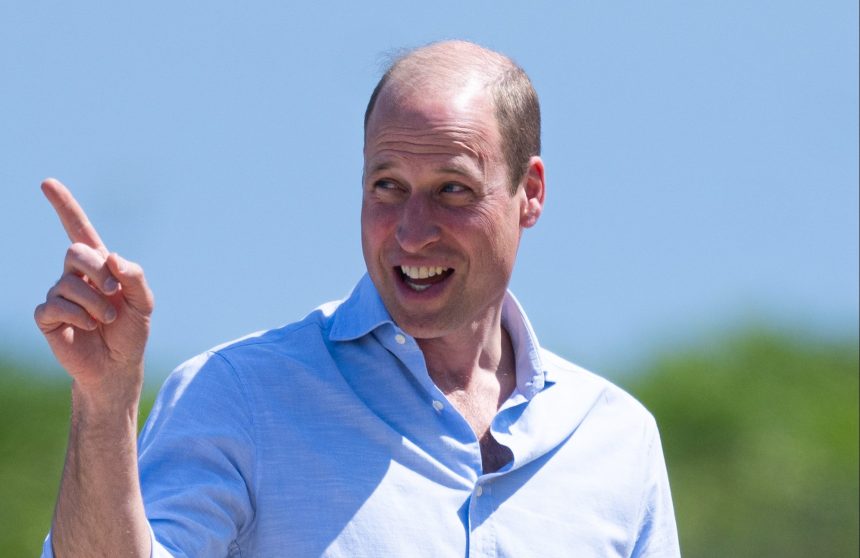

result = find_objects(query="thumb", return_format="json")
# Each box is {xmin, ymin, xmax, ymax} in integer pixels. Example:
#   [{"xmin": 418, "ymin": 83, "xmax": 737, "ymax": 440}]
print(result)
[{"xmin": 106, "ymin": 253, "xmax": 155, "ymax": 316}]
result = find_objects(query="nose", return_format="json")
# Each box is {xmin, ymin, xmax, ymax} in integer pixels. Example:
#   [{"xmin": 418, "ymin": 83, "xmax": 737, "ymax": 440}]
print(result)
[{"xmin": 395, "ymin": 194, "xmax": 441, "ymax": 253}]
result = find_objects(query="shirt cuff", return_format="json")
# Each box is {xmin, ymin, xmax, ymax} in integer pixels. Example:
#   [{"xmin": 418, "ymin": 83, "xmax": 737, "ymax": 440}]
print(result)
[
  {"xmin": 41, "ymin": 525, "xmax": 171, "ymax": 558},
  {"xmin": 40, "ymin": 532, "xmax": 52, "ymax": 558}
]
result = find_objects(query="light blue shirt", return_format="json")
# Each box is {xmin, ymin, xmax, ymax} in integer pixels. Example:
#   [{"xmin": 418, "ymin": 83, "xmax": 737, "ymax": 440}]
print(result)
[{"xmin": 43, "ymin": 274, "xmax": 679, "ymax": 557}]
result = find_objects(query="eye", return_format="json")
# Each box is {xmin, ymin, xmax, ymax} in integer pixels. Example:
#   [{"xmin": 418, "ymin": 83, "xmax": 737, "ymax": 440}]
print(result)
[
  {"xmin": 440, "ymin": 183, "xmax": 469, "ymax": 194},
  {"xmin": 374, "ymin": 179, "xmax": 397, "ymax": 191},
  {"xmin": 369, "ymin": 179, "xmax": 408, "ymax": 202},
  {"xmin": 371, "ymin": 179, "xmax": 407, "ymax": 196}
]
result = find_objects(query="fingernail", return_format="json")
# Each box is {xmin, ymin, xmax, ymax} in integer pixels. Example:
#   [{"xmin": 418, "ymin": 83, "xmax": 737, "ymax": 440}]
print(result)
[
  {"xmin": 113, "ymin": 254, "xmax": 127, "ymax": 273},
  {"xmin": 105, "ymin": 307, "xmax": 117, "ymax": 322},
  {"xmin": 103, "ymin": 277, "xmax": 119, "ymax": 293}
]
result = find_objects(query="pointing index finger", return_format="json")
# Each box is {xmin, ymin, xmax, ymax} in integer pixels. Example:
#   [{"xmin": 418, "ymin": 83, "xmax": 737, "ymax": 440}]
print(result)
[{"xmin": 42, "ymin": 178, "xmax": 109, "ymax": 256}]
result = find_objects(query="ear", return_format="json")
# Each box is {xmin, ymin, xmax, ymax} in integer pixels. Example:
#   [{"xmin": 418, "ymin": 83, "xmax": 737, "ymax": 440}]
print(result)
[{"xmin": 519, "ymin": 156, "xmax": 545, "ymax": 229}]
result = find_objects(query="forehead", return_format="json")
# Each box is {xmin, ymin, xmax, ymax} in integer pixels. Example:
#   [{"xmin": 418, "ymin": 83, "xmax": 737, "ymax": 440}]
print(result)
[{"xmin": 364, "ymin": 85, "xmax": 502, "ymax": 166}]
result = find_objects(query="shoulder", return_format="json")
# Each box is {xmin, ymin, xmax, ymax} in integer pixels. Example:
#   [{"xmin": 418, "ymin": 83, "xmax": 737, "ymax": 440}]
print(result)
[
  {"xmin": 161, "ymin": 300, "xmax": 345, "ymax": 396},
  {"xmin": 206, "ymin": 300, "xmax": 344, "ymax": 368},
  {"xmin": 213, "ymin": 300, "xmax": 341, "ymax": 357},
  {"xmin": 540, "ymin": 347, "xmax": 657, "ymax": 430}
]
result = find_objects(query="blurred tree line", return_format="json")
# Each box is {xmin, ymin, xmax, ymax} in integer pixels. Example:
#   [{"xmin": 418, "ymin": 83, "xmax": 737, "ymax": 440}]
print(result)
[
  {"xmin": 624, "ymin": 330, "xmax": 858, "ymax": 557},
  {"xmin": 1, "ymin": 330, "xmax": 857, "ymax": 556}
]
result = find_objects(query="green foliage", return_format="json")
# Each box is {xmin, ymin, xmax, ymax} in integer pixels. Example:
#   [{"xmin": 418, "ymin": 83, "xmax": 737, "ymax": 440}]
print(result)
[
  {"xmin": 0, "ymin": 330, "xmax": 857, "ymax": 556},
  {"xmin": 0, "ymin": 369, "xmax": 69, "ymax": 556},
  {"xmin": 0, "ymin": 363, "xmax": 154, "ymax": 557},
  {"xmin": 624, "ymin": 330, "xmax": 859, "ymax": 558}
]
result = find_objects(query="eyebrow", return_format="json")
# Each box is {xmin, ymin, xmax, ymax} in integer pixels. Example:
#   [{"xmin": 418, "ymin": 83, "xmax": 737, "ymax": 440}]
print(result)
[
  {"xmin": 439, "ymin": 165, "xmax": 478, "ymax": 177},
  {"xmin": 366, "ymin": 161, "xmax": 481, "ymax": 179},
  {"xmin": 367, "ymin": 161, "xmax": 393, "ymax": 175}
]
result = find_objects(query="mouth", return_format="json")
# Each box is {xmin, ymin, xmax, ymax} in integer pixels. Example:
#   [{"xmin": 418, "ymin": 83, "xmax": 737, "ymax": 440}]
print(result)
[{"xmin": 397, "ymin": 265, "xmax": 454, "ymax": 292}]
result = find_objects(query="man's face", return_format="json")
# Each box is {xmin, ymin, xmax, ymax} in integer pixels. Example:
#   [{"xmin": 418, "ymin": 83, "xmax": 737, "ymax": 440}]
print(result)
[{"xmin": 361, "ymin": 85, "xmax": 530, "ymax": 339}]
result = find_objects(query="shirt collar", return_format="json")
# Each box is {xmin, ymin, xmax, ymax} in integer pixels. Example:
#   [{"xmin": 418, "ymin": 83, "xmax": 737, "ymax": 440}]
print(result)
[
  {"xmin": 328, "ymin": 274, "xmax": 550, "ymax": 398},
  {"xmin": 500, "ymin": 291, "xmax": 550, "ymax": 400},
  {"xmin": 328, "ymin": 274, "xmax": 395, "ymax": 341}
]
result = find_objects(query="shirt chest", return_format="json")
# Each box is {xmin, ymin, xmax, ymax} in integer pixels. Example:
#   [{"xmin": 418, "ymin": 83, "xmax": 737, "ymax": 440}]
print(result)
[{"xmin": 240, "ymin": 422, "xmax": 645, "ymax": 558}]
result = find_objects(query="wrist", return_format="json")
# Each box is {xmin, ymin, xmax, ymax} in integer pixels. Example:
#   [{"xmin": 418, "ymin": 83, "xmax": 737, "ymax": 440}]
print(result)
[{"xmin": 70, "ymin": 374, "xmax": 143, "ymax": 428}]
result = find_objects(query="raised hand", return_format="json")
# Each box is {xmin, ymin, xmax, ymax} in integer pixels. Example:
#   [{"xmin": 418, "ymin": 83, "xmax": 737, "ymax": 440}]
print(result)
[
  {"xmin": 34, "ymin": 178, "xmax": 154, "ymax": 400},
  {"xmin": 34, "ymin": 178, "xmax": 154, "ymax": 557}
]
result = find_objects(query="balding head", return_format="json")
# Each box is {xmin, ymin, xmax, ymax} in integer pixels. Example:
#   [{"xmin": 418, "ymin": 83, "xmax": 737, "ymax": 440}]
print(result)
[{"xmin": 364, "ymin": 40, "xmax": 541, "ymax": 193}]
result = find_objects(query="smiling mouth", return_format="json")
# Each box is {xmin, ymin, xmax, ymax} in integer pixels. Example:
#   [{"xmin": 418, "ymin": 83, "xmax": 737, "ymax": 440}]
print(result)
[{"xmin": 398, "ymin": 265, "xmax": 454, "ymax": 292}]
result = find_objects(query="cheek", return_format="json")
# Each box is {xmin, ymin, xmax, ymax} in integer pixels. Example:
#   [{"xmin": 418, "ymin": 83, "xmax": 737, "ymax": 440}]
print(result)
[
  {"xmin": 469, "ymin": 206, "xmax": 520, "ymax": 254},
  {"xmin": 360, "ymin": 204, "xmax": 380, "ymax": 258},
  {"xmin": 361, "ymin": 203, "xmax": 390, "ymax": 238},
  {"xmin": 361, "ymin": 202, "xmax": 401, "ymax": 264}
]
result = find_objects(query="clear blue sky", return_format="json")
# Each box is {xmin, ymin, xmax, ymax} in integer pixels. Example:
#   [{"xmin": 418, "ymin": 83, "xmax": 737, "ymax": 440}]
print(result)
[{"xmin": 2, "ymin": 1, "xmax": 857, "ymax": 381}]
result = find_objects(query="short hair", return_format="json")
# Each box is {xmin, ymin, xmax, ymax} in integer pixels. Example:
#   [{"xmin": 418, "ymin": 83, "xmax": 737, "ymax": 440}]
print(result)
[{"xmin": 364, "ymin": 41, "xmax": 541, "ymax": 194}]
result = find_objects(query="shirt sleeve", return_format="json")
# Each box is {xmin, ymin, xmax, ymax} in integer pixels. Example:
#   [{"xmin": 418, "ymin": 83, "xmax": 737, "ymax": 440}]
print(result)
[
  {"xmin": 630, "ymin": 419, "xmax": 681, "ymax": 558},
  {"xmin": 39, "ymin": 532, "xmax": 52, "ymax": 558},
  {"xmin": 136, "ymin": 351, "xmax": 257, "ymax": 557},
  {"xmin": 41, "ymin": 525, "xmax": 176, "ymax": 558},
  {"xmin": 38, "ymin": 351, "xmax": 255, "ymax": 558}
]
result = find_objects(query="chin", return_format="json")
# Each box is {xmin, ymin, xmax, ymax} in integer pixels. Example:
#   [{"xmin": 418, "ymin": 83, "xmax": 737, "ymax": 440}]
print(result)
[{"xmin": 389, "ymin": 313, "xmax": 438, "ymax": 339}]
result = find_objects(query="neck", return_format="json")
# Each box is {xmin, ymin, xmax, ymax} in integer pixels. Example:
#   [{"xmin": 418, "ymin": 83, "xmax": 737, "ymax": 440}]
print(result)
[{"xmin": 416, "ymin": 306, "xmax": 516, "ymax": 399}]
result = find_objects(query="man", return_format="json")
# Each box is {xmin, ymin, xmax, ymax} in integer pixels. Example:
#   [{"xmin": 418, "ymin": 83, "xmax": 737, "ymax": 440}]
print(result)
[{"xmin": 37, "ymin": 41, "xmax": 680, "ymax": 557}]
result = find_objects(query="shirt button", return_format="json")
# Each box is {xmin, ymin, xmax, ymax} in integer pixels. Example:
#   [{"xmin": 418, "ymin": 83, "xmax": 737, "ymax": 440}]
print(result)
[
  {"xmin": 394, "ymin": 334, "xmax": 407, "ymax": 345},
  {"xmin": 432, "ymin": 400, "xmax": 444, "ymax": 412},
  {"xmin": 475, "ymin": 485, "xmax": 483, "ymax": 497}
]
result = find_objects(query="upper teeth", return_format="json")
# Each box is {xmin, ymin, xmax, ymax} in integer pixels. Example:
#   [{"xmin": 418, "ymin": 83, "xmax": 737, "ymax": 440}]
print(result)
[{"xmin": 401, "ymin": 265, "xmax": 449, "ymax": 279}]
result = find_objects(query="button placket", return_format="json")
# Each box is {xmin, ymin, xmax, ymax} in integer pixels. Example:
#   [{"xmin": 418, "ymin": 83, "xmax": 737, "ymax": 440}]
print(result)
[{"xmin": 469, "ymin": 480, "xmax": 497, "ymax": 557}]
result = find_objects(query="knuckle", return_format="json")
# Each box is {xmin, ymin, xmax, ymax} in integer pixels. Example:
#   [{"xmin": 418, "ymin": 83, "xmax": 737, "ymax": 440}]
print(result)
[
  {"xmin": 46, "ymin": 281, "xmax": 62, "ymax": 299},
  {"xmin": 65, "ymin": 242, "xmax": 85, "ymax": 260},
  {"xmin": 66, "ymin": 242, "xmax": 105, "ymax": 269},
  {"xmin": 71, "ymin": 240, "xmax": 92, "ymax": 253},
  {"xmin": 54, "ymin": 274, "xmax": 73, "ymax": 292},
  {"xmin": 125, "ymin": 260, "xmax": 142, "ymax": 277}
]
